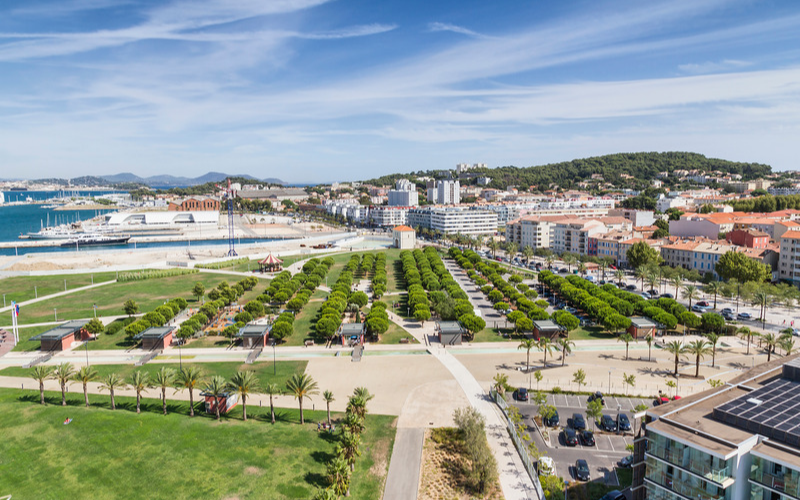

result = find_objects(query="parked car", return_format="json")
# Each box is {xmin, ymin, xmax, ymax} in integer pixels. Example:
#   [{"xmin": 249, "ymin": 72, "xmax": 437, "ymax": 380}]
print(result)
[
  {"xmin": 559, "ymin": 267, "xmax": 569, "ymax": 273},
  {"xmin": 723, "ymin": 311, "xmax": 735, "ymax": 321},
  {"xmin": 647, "ymin": 289, "xmax": 659, "ymax": 296},
  {"xmin": 692, "ymin": 304, "xmax": 711, "ymax": 313},
  {"xmin": 598, "ymin": 279, "xmax": 606, "ymax": 285},
  {"xmin": 600, "ymin": 490, "xmax": 626, "ymax": 500},
  {"xmin": 514, "ymin": 387, "xmax": 529, "ymax": 401},
  {"xmin": 697, "ymin": 301, "xmax": 711, "ymax": 307},
  {"xmin": 587, "ymin": 391, "xmax": 605, "ymax": 405},
  {"xmin": 572, "ymin": 413, "xmax": 586, "ymax": 430},
  {"xmin": 543, "ymin": 409, "xmax": 560, "ymax": 427},
  {"xmin": 575, "ymin": 459, "xmax": 591, "ymax": 481},
  {"xmin": 618, "ymin": 413, "xmax": 631, "ymax": 431},
  {"xmin": 564, "ymin": 428, "xmax": 579, "ymax": 446},
  {"xmin": 618, "ymin": 455, "xmax": 634, "ymax": 468},
  {"xmin": 653, "ymin": 396, "xmax": 670, "ymax": 406},
  {"xmin": 738, "ymin": 312, "xmax": 753, "ymax": 320},
  {"xmin": 600, "ymin": 414, "xmax": 617, "ymax": 432},
  {"xmin": 660, "ymin": 292, "xmax": 674, "ymax": 299},
  {"xmin": 640, "ymin": 292, "xmax": 652, "ymax": 300},
  {"xmin": 721, "ymin": 308, "xmax": 734, "ymax": 315},
  {"xmin": 538, "ymin": 456, "xmax": 555, "ymax": 477},
  {"xmin": 625, "ymin": 284, "xmax": 637, "ymax": 291},
  {"xmin": 581, "ymin": 430, "xmax": 596, "ymax": 446}
]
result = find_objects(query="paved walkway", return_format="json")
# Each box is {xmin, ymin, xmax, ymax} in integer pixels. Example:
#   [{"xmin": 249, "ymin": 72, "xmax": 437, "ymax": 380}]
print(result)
[
  {"xmin": 0, "ymin": 279, "xmax": 117, "ymax": 314},
  {"xmin": 383, "ymin": 428, "xmax": 424, "ymax": 500}
]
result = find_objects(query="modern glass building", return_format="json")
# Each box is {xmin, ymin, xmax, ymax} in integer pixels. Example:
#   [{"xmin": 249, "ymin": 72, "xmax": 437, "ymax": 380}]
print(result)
[{"xmin": 633, "ymin": 356, "xmax": 800, "ymax": 500}]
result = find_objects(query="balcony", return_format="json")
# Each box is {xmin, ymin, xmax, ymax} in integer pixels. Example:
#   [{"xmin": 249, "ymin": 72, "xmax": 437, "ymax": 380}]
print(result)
[
  {"xmin": 751, "ymin": 462, "xmax": 800, "ymax": 499},
  {"xmin": 647, "ymin": 444, "xmax": 732, "ymax": 484},
  {"xmin": 645, "ymin": 470, "xmax": 726, "ymax": 500}
]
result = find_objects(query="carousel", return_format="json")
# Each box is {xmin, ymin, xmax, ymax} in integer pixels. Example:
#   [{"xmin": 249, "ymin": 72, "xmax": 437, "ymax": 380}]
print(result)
[{"xmin": 258, "ymin": 253, "xmax": 283, "ymax": 273}]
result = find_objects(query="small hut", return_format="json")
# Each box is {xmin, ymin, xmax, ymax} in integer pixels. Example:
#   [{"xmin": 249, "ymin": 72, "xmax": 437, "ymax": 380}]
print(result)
[
  {"xmin": 237, "ymin": 324, "xmax": 270, "ymax": 348},
  {"xmin": 532, "ymin": 320, "xmax": 564, "ymax": 340},
  {"xmin": 436, "ymin": 321, "xmax": 465, "ymax": 346},
  {"xmin": 337, "ymin": 323, "xmax": 365, "ymax": 346},
  {"xmin": 135, "ymin": 326, "xmax": 174, "ymax": 350},
  {"xmin": 201, "ymin": 391, "xmax": 239, "ymax": 415},
  {"xmin": 29, "ymin": 320, "xmax": 90, "ymax": 351},
  {"xmin": 628, "ymin": 317, "xmax": 658, "ymax": 339},
  {"xmin": 258, "ymin": 253, "xmax": 283, "ymax": 273}
]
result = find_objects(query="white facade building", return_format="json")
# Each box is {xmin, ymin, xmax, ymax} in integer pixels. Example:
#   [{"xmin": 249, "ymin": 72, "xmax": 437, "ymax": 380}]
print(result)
[
  {"xmin": 387, "ymin": 179, "xmax": 419, "ymax": 207},
  {"xmin": 426, "ymin": 179, "xmax": 461, "ymax": 205},
  {"xmin": 408, "ymin": 207, "xmax": 497, "ymax": 235}
]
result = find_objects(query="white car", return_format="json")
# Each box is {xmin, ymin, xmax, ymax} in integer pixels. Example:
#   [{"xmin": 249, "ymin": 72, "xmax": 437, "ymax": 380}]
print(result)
[{"xmin": 538, "ymin": 456, "xmax": 556, "ymax": 477}]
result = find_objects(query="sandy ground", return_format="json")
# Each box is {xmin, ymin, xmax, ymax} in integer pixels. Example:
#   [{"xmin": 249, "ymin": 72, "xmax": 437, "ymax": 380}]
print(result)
[{"xmin": 454, "ymin": 340, "xmax": 770, "ymax": 398}]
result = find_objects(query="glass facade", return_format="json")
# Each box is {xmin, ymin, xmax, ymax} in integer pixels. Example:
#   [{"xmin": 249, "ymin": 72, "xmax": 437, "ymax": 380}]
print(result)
[
  {"xmin": 750, "ymin": 455, "xmax": 800, "ymax": 500},
  {"xmin": 647, "ymin": 430, "xmax": 734, "ymax": 483},
  {"xmin": 645, "ymin": 456, "xmax": 731, "ymax": 500}
]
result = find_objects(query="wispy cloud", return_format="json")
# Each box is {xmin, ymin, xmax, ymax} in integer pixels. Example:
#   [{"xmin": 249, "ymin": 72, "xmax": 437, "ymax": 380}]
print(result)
[
  {"xmin": 428, "ymin": 22, "xmax": 490, "ymax": 39},
  {"xmin": 678, "ymin": 59, "xmax": 752, "ymax": 74}
]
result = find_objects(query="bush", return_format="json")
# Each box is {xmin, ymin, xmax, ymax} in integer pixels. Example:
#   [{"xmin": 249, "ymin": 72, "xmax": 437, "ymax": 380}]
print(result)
[
  {"xmin": 552, "ymin": 386, "xmax": 562, "ymax": 394},
  {"xmin": 117, "ymin": 268, "xmax": 198, "ymax": 282},
  {"xmin": 194, "ymin": 257, "xmax": 251, "ymax": 270}
]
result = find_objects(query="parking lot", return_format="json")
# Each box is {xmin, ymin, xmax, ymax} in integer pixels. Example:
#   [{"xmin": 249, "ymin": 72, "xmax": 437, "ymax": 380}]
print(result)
[{"xmin": 511, "ymin": 395, "xmax": 646, "ymax": 484}]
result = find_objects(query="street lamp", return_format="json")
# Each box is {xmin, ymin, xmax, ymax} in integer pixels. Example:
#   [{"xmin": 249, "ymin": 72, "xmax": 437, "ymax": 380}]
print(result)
[
  {"xmin": 54, "ymin": 308, "xmax": 57, "ymax": 321},
  {"xmin": 271, "ymin": 339, "xmax": 277, "ymax": 375},
  {"xmin": 608, "ymin": 370, "xmax": 611, "ymax": 393}
]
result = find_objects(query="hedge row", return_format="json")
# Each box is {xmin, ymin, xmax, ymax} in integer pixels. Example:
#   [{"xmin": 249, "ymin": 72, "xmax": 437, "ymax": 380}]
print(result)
[
  {"xmin": 124, "ymin": 297, "xmax": 189, "ymax": 338},
  {"xmin": 117, "ymin": 268, "xmax": 198, "ymax": 282},
  {"xmin": 194, "ymin": 257, "xmax": 251, "ymax": 270}
]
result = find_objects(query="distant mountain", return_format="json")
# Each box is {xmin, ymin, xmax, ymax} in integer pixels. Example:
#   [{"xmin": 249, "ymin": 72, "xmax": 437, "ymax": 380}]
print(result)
[{"xmin": 100, "ymin": 172, "xmax": 284, "ymax": 187}]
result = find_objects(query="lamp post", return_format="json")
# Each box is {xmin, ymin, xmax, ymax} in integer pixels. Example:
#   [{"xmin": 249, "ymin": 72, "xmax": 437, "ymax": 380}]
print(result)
[
  {"xmin": 54, "ymin": 308, "xmax": 57, "ymax": 321},
  {"xmin": 608, "ymin": 370, "xmax": 611, "ymax": 393},
  {"xmin": 93, "ymin": 304, "xmax": 97, "ymax": 318},
  {"xmin": 271, "ymin": 339, "xmax": 277, "ymax": 375}
]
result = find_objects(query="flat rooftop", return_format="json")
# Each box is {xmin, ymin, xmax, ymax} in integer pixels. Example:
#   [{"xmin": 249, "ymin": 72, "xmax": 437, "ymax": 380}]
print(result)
[
  {"xmin": 136, "ymin": 326, "xmax": 174, "ymax": 340},
  {"xmin": 532, "ymin": 320, "xmax": 562, "ymax": 331},
  {"xmin": 237, "ymin": 325, "xmax": 269, "ymax": 337},
  {"xmin": 29, "ymin": 320, "xmax": 88, "ymax": 341}
]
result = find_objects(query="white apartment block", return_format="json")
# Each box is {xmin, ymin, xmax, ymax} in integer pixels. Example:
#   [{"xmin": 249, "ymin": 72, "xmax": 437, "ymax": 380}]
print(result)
[
  {"xmin": 369, "ymin": 206, "xmax": 410, "ymax": 227},
  {"xmin": 505, "ymin": 215, "xmax": 570, "ymax": 249},
  {"xmin": 387, "ymin": 179, "xmax": 419, "ymax": 207},
  {"xmin": 660, "ymin": 240, "xmax": 731, "ymax": 277},
  {"xmin": 779, "ymin": 231, "xmax": 800, "ymax": 284},
  {"xmin": 456, "ymin": 163, "xmax": 487, "ymax": 175},
  {"xmin": 408, "ymin": 207, "xmax": 497, "ymax": 235},
  {"xmin": 608, "ymin": 208, "xmax": 656, "ymax": 227},
  {"xmin": 426, "ymin": 179, "xmax": 461, "ymax": 205}
]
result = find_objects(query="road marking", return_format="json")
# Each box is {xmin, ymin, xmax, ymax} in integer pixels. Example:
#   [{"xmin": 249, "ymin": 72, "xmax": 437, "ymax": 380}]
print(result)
[{"xmin": 607, "ymin": 435, "xmax": 616, "ymax": 452}]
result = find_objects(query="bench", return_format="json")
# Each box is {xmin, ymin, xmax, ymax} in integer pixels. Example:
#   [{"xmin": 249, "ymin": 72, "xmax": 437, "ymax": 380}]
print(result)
[
  {"xmin": 399, "ymin": 338, "xmax": 409, "ymax": 344},
  {"xmin": 304, "ymin": 340, "xmax": 315, "ymax": 347}
]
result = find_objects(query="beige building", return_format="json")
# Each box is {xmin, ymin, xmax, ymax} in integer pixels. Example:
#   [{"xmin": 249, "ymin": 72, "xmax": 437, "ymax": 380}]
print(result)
[{"xmin": 392, "ymin": 225, "xmax": 416, "ymax": 250}]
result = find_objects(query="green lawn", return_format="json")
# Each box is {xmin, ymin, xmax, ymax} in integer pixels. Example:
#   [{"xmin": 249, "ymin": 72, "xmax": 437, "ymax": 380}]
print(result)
[
  {"xmin": 0, "ymin": 387, "xmax": 395, "ymax": 500},
  {"xmin": 568, "ymin": 326, "xmax": 615, "ymax": 341},
  {"xmin": 0, "ymin": 271, "xmax": 119, "ymax": 304},
  {"xmin": 376, "ymin": 320, "xmax": 419, "ymax": 344},
  {"xmin": 472, "ymin": 327, "xmax": 523, "ymax": 343},
  {"xmin": 1, "ymin": 272, "xmax": 257, "ymax": 328},
  {"xmin": 0, "ymin": 360, "xmax": 307, "ymax": 390}
]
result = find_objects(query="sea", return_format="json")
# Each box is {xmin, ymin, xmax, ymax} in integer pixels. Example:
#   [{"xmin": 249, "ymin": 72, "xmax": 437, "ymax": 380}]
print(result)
[{"xmin": 0, "ymin": 190, "xmax": 281, "ymax": 257}]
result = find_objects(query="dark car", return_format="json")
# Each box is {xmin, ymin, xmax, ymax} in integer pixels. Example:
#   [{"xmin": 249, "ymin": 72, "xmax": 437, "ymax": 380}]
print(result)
[
  {"xmin": 660, "ymin": 292, "xmax": 674, "ymax": 299},
  {"xmin": 572, "ymin": 413, "xmax": 586, "ymax": 431},
  {"xmin": 626, "ymin": 284, "xmax": 637, "ymax": 291},
  {"xmin": 647, "ymin": 289, "xmax": 659, "ymax": 296},
  {"xmin": 600, "ymin": 414, "xmax": 617, "ymax": 432},
  {"xmin": 738, "ymin": 312, "xmax": 753, "ymax": 320},
  {"xmin": 598, "ymin": 280, "xmax": 606, "ymax": 285},
  {"xmin": 581, "ymin": 430, "xmax": 595, "ymax": 446},
  {"xmin": 514, "ymin": 387, "xmax": 529, "ymax": 401},
  {"xmin": 618, "ymin": 454, "xmax": 634, "ymax": 468},
  {"xmin": 721, "ymin": 308, "xmax": 734, "ymax": 315},
  {"xmin": 618, "ymin": 413, "xmax": 631, "ymax": 432},
  {"xmin": 543, "ymin": 409, "xmax": 560, "ymax": 427},
  {"xmin": 559, "ymin": 267, "xmax": 569, "ymax": 273},
  {"xmin": 600, "ymin": 490, "xmax": 625, "ymax": 500},
  {"xmin": 587, "ymin": 391, "xmax": 605, "ymax": 405},
  {"xmin": 575, "ymin": 459, "xmax": 591, "ymax": 481},
  {"xmin": 564, "ymin": 428, "xmax": 579, "ymax": 446}
]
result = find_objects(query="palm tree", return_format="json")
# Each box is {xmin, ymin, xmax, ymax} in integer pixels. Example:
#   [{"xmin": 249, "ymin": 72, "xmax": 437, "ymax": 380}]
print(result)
[
  {"xmin": 175, "ymin": 366, "xmax": 203, "ymax": 417},
  {"xmin": 686, "ymin": 340, "xmax": 712, "ymax": 378},
  {"xmin": 669, "ymin": 276, "xmax": 683, "ymax": 300},
  {"xmin": 780, "ymin": 336, "xmax": 796, "ymax": 356},
  {"xmin": 352, "ymin": 387, "xmax": 374, "ymax": 402},
  {"xmin": 312, "ymin": 487, "xmax": 340, "ymax": 500},
  {"xmin": 563, "ymin": 254, "xmax": 577, "ymax": 273},
  {"xmin": 683, "ymin": 285, "xmax": 698, "ymax": 309},
  {"xmin": 664, "ymin": 341, "xmax": 688, "ymax": 377},
  {"xmin": 617, "ymin": 333, "xmax": 635, "ymax": 360},
  {"xmin": 538, "ymin": 337, "xmax": 556, "ymax": 367},
  {"xmin": 228, "ymin": 370, "xmax": 259, "ymax": 421},
  {"xmin": 545, "ymin": 254, "xmax": 556, "ymax": 270},
  {"xmin": 614, "ymin": 269, "xmax": 626, "ymax": 286},
  {"xmin": 635, "ymin": 266, "xmax": 648, "ymax": 291},
  {"xmin": 129, "ymin": 371, "xmax": 152, "ymax": 414},
  {"xmin": 264, "ymin": 383, "xmax": 281, "ymax": 424},
  {"xmin": 201, "ymin": 375, "xmax": 228, "ymax": 420},
  {"xmin": 762, "ymin": 333, "xmax": 779, "ymax": 362},
  {"xmin": 286, "ymin": 373, "xmax": 319, "ymax": 424},
  {"xmin": 706, "ymin": 333, "xmax": 720, "ymax": 368},
  {"xmin": 53, "ymin": 362, "xmax": 75, "ymax": 406},
  {"xmin": 558, "ymin": 338, "xmax": 575, "ymax": 366},
  {"xmin": 72, "ymin": 366, "xmax": 99, "ymax": 408},
  {"xmin": 326, "ymin": 455, "xmax": 351, "ymax": 497},
  {"xmin": 487, "ymin": 239, "xmax": 500, "ymax": 259},
  {"xmin": 644, "ymin": 333, "xmax": 654, "ymax": 362},
  {"xmin": 30, "ymin": 365, "xmax": 53, "ymax": 405},
  {"xmin": 578, "ymin": 262, "xmax": 588, "ymax": 277},
  {"xmin": 704, "ymin": 282, "xmax": 722, "ymax": 309},
  {"xmin": 154, "ymin": 367, "xmax": 176, "ymax": 415},
  {"xmin": 99, "ymin": 372, "xmax": 126, "ymax": 410},
  {"xmin": 346, "ymin": 395, "xmax": 368, "ymax": 421},
  {"xmin": 506, "ymin": 242, "xmax": 519, "ymax": 261},
  {"xmin": 751, "ymin": 289, "xmax": 770, "ymax": 331},
  {"xmin": 522, "ymin": 245, "xmax": 534, "ymax": 267},
  {"xmin": 323, "ymin": 390, "xmax": 335, "ymax": 426},
  {"xmin": 518, "ymin": 338, "xmax": 536, "ymax": 372},
  {"xmin": 739, "ymin": 327, "xmax": 755, "ymax": 355},
  {"xmin": 337, "ymin": 429, "xmax": 362, "ymax": 472},
  {"xmin": 492, "ymin": 373, "xmax": 509, "ymax": 395}
]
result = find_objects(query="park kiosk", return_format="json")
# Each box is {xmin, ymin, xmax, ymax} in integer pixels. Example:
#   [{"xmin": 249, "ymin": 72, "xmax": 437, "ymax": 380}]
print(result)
[
  {"xmin": 531, "ymin": 320, "xmax": 564, "ymax": 340},
  {"xmin": 237, "ymin": 324, "xmax": 270, "ymax": 348},
  {"xmin": 627, "ymin": 317, "xmax": 659, "ymax": 339},
  {"xmin": 135, "ymin": 326, "xmax": 175, "ymax": 350},
  {"xmin": 29, "ymin": 320, "xmax": 90, "ymax": 351},
  {"xmin": 337, "ymin": 323, "xmax": 365, "ymax": 346},
  {"xmin": 436, "ymin": 321, "xmax": 465, "ymax": 346}
]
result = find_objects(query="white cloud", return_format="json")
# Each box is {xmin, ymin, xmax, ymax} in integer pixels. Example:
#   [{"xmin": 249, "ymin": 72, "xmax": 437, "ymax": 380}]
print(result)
[
  {"xmin": 678, "ymin": 59, "xmax": 753, "ymax": 74},
  {"xmin": 428, "ymin": 22, "xmax": 490, "ymax": 39}
]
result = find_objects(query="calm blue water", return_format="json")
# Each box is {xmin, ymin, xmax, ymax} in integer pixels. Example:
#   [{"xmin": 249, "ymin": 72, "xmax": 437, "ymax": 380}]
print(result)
[
  {"xmin": 0, "ymin": 237, "xmax": 284, "ymax": 257},
  {"xmin": 0, "ymin": 190, "xmax": 122, "ymax": 242}
]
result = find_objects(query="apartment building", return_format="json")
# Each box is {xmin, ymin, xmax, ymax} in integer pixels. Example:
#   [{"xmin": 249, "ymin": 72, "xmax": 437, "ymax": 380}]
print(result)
[
  {"xmin": 408, "ymin": 207, "xmax": 497, "ymax": 235},
  {"xmin": 505, "ymin": 215, "xmax": 581, "ymax": 249},
  {"xmin": 633, "ymin": 355, "xmax": 800, "ymax": 500},
  {"xmin": 608, "ymin": 209, "xmax": 656, "ymax": 227},
  {"xmin": 368, "ymin": 206, "xmax": 411, "ymax": 227},
  {"xmin": 387, "ymin": 179, "xmax": 419, "ymax": 207},
  {"xmin": 778, "ymin": 231, "xmax": 800, "ymax": 284},
  {"xmin": 426, "ymin": 179, "xmax": 460, "ymax": 205},
  {"xmin": 660, "ymin": 240, "xmax": 735, "ymax": 277},
  {"xmin": 726, "ymin": 229, "xmax": 770, "ymax": 249}
]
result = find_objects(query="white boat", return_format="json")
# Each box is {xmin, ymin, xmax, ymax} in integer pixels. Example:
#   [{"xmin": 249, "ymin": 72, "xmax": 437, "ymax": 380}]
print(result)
[
  {"xmin": 26, "ymin": 226, "xmax": 77, "ymax": 240},
  {"xmin": 60, "ymin": 233, "xmax": 131, "ymax": 247},
  {"xmin": 0, "ymin": 192, "xmax": 4, "ymax": 204}
]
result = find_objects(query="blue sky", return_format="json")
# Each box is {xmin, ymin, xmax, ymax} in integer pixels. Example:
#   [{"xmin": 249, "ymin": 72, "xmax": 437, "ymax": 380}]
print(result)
[{"xmin": 0, "ymin": 0, "xmax": 799, "ymax": 183}]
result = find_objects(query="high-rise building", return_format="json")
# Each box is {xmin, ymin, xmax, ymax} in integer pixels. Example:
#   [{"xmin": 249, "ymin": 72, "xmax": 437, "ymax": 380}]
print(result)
[
  {"xmin": 387, "ymin": 179, "xmax": 419, "ymax": 207},
  {"xmin": 426, "ymin": 179, "xmax": 461, "ymax": 205}
]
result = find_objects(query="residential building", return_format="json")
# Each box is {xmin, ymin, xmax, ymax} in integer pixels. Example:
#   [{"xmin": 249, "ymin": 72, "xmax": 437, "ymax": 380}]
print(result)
[
  {"xmin": 779, "ymin": 231, "xmax": 800, "ymax": 284},
  {"xmin": 505, "ymin": 215, "xmax": 578, "ymax": 249},
  {"xmin": 769, "ymin": 187, "xmax": 800, "ymax": 196},
  {"xmin": 726, "ymin": 229, "xmax": 770, "ymax": 249},
  {"xmin": 660, "ymin": 240, "xmax": 736, "ymax": 277},
  {"xmin": 408, "ymin": 207, "xmax": 497, "ymax": 235},
  {"xmin": 608, "ymin": 209, "xmax": 656, "ymax": 227},
  {"xmin": 775, "ymin": 221, "xmax": 800, "ymax": 242},
  {"xmin": 670, "ymin": 214, "xmax": 734, "ymax": 239},
  {"xmin": 456, "ymin": 163, "xmax": 486, "ymax": 175},
  {"xmin": 238, "ymin": 187, "xmax": 307, "ymax": 202},
  {"xmin": 369, "ymin": 206, "xmax": 411, "ymax": 227},
  {"xmin": 387, "ymin": 179, "xmax": 419, "ymax": 207},
  {"xmin": 426, "ymin": 179, "xmax": 461, "ymax": 205},
  {"xmin": 633, "ymin": 355, "xmax": 800, "ymax": 500}
]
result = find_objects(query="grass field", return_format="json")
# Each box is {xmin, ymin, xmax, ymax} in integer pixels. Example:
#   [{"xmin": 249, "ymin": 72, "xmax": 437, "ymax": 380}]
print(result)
[
  {"xmin": 0, "ymin": 360, "xmax": 307, "ymax": 390},
  {"xmin": 0, "ymin": 271, "xmax": 119, "ymax": 304},
  {"xmin": 0, "ymin": 387, "xmax": 395, "ymax": 500},
  {"xmin": 568, "ymin": 326, "xmax": 615, "ymax": 341},
  {"xmin": 2, "ymin": 271, "xmax": 263, "ymax": 331}
]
